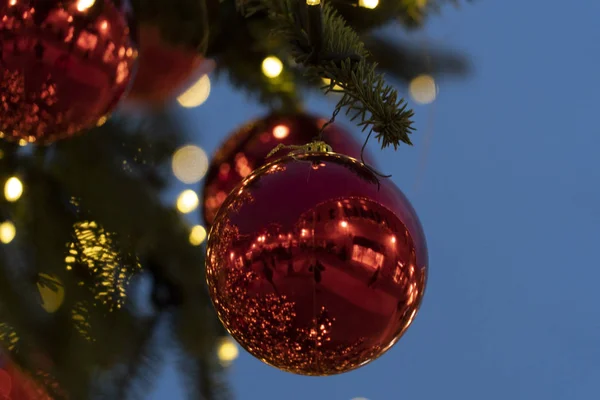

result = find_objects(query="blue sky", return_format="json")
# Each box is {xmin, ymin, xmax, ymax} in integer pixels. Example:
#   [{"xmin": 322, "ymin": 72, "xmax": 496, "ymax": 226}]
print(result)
[{"xmin": 152, "ymin": 1, "xmax": 600, "ymax": 399}]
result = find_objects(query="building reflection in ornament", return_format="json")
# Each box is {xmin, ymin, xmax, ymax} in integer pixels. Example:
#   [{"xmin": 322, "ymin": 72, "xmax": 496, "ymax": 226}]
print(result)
[
  {"xmin": 0, "ymin": 0, "xmax": 137, "ymax": 143},
  {"xmin": 206, "ymin": 153, "xmax": 428, "ymax": 375}
]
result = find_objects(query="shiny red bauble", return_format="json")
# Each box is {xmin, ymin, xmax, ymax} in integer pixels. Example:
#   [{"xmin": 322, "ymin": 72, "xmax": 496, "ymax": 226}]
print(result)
[
  {"xmin": 125, "ymin": 24, "xmax": 214, "ymax": 106},
  {"xmin": 202, "ymin": 113, "xmax": 373, "ymax": 227},
  {"xmin": 206, "ymin": 152, "xmax": 428, "ymax": 375},
  {"xmin": 0, "ymin": 0, "xmax": 137, "ymax": 144}
]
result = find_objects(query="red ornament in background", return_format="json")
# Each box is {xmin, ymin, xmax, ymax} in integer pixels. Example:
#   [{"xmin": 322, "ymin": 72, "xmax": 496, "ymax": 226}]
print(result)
[
  {"xmin": 206, "ymin": 152, "xmax": 428, "ymax": 375},
  {"xmin": 125, "ymin": 24, "xmax": 215, "ymax": 106},
  {"xmin": 0, "ymin": 359, "xmax": 51, "ymax": 400},
  {"xmin": 0, "ymin": 0, "xmax": 137, "ymax": 144},
  {"xmin": 202, "ymin": 113, "xmax": 374, "ymax": 227}
]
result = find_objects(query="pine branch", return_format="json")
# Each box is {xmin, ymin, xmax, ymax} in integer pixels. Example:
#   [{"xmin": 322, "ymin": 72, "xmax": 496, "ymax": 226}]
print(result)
[{"xmin": 243, "ymin": 0, "xmax": 415, "ymax": 148}]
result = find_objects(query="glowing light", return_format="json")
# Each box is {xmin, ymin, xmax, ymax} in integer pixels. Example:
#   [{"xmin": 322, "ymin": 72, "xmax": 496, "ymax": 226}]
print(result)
[
  {"xmin": 177, "ymin": 75, "xmax": 211, "ymax": 108},
  {"xmin": 172, "ymin": 145, "xmax": 209, "ymax": 184},
  {"xmin": 340, "ymin": 220, "xmax": 349, "ymax": 228},
  {"xmin": 322, "ymin": 77, "xmax": 343, "ymax": 91},
  {"xmin": 358, "ymin": 0, "xmax": 379, "ymax": 9},
  {"xmin": 76, "ymin": 0, "xmax": 96, "ymax": 12},
  {"xmin": 189, "ymin": 225, "xmax": 207, "ymax": 246},
  {"xmin": 217, "ymin": 337, "xmax": 239, "ymax": 366},
  {"xmin": 273, "ymin": 124, "xmax": 290, "ymax": 139},
  {"xmin": 262, "ymin": 56, "xmax": 283, "ymax": 79},
  {"xmin": 391, "ymin": 236, "xmax": 396, "ymax": 244},
  {"xmin": 0, "ymin": 221, "xmax": 16, "ymax": 244},
  {"xmin": 9, "ymin": 0, "xmax": 16, "ymax": 6},
  {"xmin": 37, "ymin": 274, "xmax": 65, "ymax": 314},
  {"xmin": 18, "ymin": 139, "xmax": 28, "ymax": 147},
  {"xmin": 409, "ymin": 74, "xmax": 438, "ymax": 104},
  {"xmin": 177, "ymin": 190, "xmax": 199, "ymax": 214},
  {"xmin": 4, "ymin": 177, "xmax": 23, "ymax": 202},
  {"xmin": 306, "ymin": 0, "xmax": 321, "ymax": 4},
  {"xmin": 96, "ymin": 115, "xmax": 108, "ymax": 127},
  {"xmin": 100, "ymin": 20, "xmax": 109, "ymax": 32}
]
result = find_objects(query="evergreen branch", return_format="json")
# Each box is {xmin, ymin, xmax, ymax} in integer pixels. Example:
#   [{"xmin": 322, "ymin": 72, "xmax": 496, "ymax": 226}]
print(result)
[{"xmin": 242, "ymin": 0, "xmax": 416, "ymax": 149}]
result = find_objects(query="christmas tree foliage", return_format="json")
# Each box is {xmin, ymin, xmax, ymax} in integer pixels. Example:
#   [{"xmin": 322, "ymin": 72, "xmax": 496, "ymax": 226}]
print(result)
[{"xmin": 0, "ymin": 0, "xmax": 470, "ymax": 398}]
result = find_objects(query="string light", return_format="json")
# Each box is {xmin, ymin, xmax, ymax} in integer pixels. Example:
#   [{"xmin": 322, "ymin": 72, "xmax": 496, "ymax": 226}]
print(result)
[
  {"xmin": 176, "ymin": 190, "xmax": 199, "ymax": 214},
  {"xmin": 189, "ymin": 225, "xmax": 207, "ymax": 246},
  {"xmin": 409, "ymin": 74, "xmax": 438, "ymax": 104},
  {"xmin": 262, "ymin": 56, "xmax": 283, "ymax": 79},
  {"xmin": 358, "ymin": 0, "xmax": 379, "ymax": 9},
  {"xmin": 322, "ymin": 77, "xmax": 343, "ymax": 91},
  {"xmin": 4, "ymin": 176, "xmax": 23, "ymax": 202},
  {"xmin": 217, "ymin": 337, "xmax": 239, "ymax": 366},
  {"xmin": 272, "ymin": 124, "xmax": 290, "ymax": 139},
  {"xmin": 76, "ymin": 0, "xmax": 96, "ymax": 12},
  {"xmin": 172, "ymin": 145, "xmax": 209, "ymax": 184},
  {"xmin": 177, "ymin": 75, "xmax": 211, "ymax": 108},
  {"xmin": 0, "ymin": 221, "xmax": 16, "ymax": 244}
]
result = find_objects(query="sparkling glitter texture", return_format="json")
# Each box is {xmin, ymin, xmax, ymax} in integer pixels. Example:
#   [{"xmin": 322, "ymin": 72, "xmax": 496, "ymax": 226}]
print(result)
[
  {"xmin": 202, "ymin": 112, "xmax": 375, "ymax": 228},
  {"xmin": 0, "ymin": 0, "xmax": 137, "ymax": 144},
  {"xmin": 206, "ymin": 152, "xmax": 428, "ymax": 376}
]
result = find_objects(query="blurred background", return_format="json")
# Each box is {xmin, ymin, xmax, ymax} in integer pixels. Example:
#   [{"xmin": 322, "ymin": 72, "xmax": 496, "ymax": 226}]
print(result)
[{"xmin": 1, "ymin": 0, "xmax": 600, "ymax": 399}]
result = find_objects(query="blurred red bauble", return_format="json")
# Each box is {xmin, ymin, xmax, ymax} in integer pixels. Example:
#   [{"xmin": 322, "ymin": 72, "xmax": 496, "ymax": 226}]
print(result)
[
  {"xmin": 206, "ymin": 152, "xmax": 428, "ymax": 375},
  {"xmin": 125, "ymin": 24, "xmax": 215, "ymax": 106},
  {"xmin": 0, "ymin": 0, "xmax": 137, "ymax": 144},
  {"xmin": 0, "ymin": 359, "xmax": 51, "ymax": 400},
  {"xmin": 202, "ymin": 113, "xmax": 374, "ymax": 227}
]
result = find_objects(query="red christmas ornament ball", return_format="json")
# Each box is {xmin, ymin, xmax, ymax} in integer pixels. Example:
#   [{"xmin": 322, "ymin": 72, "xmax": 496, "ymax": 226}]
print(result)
[
  {"xmin": 0, "ymin": 359, "xmax": 51, "ymax": 400},
  {"xmin": 202, "ymin": 113, "xmax": 374, "ymax": 227},
  {"xmin": 206, "ymin": 152, "xmax": 428, "ymax": 375},
  {"xmin": 125, "ymin": 24, "xmax": 215, "ymax": 106},
  {"xmin": 0, "ymin": 0, "xmax": 137, "ymax": 144}
]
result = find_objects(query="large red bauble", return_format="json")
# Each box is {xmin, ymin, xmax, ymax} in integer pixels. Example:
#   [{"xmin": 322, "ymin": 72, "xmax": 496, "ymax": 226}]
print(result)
[
  {"xmin": 0, "ymin": 0, "xmax": 137, "ymax": 144},
  {"xmin": 125, "ymin": 24, "xmax": 214, "ymax": 106},
  {"xmin": 206, "ymin": 152, "xmax": 428, "ymax": 375},
  {"xmin": 202, "ymin": 113, "xmax": 373, "ymax": 227}
]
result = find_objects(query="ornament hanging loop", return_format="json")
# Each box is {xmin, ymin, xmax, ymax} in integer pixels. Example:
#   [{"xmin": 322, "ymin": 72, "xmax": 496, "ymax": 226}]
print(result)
[{"xmin": 266, "ymin": 140, "xmax": 333, "ymax": 159}]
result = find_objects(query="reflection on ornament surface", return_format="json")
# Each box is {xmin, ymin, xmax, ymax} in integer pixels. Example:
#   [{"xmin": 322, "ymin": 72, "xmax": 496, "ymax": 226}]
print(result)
[
  {"xmin": 0, "ymin": 0, "xmax": 137, "ymax": 144},
  {"xmin": 206, "ymin": 153, "xmax": 428, "ymax": 375},
  {"xmin": 126, "ymin": 24, "xmax": 214, "ymax": 106},
  {"xmin": 202, "ymin": 113, "xmax": 375, "ymax": 228}
]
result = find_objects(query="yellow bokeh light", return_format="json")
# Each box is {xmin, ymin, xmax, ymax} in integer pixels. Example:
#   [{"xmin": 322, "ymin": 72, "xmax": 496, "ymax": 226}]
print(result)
[
  {"xmin": 322, "ymin": 77, "xmax": 343, "ymax": 91},
  {"xmin": 37, "ymin": 274, "xmax": 65, "ymax": 314},
  {"xmin": 0, "ymin": 221, "xmax": 16, "ymax": 244},
  {"xmin": 189, "ymin": 225, "xmax": 207, "ymax": 246},
  {"xmin": 176, "ymin": 190, "xmax": 199, "ymax": 214},
  {"xmin": 359, "ymin": 0, "xmax": 379, "ymax": 9},
  {"xmin": 306, "ymin": 0, "xmax": 321, "ymax": 4},
  {"xmin": 4, "ymin": 176, "xmax": 23, "ymax": 202},
  {"xmin": 262, "ymin": 56, "xmax": 283, "ymax": 79},
  {"xmin": 177, "ymin": 75, "xmax": 211, "ymax": 108},
  {"xmin": 76, "ymin": 0, "xmax": 96, "ymax": 12},
  {"xmin": 172, "ymin": 145, "xmax": 209, "ymax": 184},
  {"xmin": 409, "ymin": 74, "xmax": 438, "ymax": 104},
  {"xmin": 273, "ymin": 124, "xmax": 290, "ymax": 139},
  {"xmin": 217, "ymin": 337, "xmax": 239, "ymax": 366}
]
